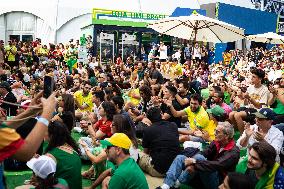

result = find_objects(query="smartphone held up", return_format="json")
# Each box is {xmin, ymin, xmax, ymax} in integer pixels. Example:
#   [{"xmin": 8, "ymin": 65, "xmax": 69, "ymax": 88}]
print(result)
[{"xmin": 43, "ymin": 76, "xmax": 55, "ymax": 98}]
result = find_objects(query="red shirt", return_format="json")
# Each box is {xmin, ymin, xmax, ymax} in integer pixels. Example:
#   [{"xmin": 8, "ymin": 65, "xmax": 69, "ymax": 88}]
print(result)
[{"xmin": 94, "ymin": 119, "xmax": 112, "ymax": 137}]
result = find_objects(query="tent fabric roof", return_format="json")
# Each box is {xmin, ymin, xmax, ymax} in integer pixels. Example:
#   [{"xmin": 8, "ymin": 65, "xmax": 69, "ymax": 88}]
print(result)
[{"xmin": 0, "ymin": 0, "xmax": 255, "ymax": 31}]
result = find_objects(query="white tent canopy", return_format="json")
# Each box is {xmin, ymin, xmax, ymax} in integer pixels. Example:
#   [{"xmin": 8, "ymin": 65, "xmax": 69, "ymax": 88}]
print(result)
[
  {"xmin": 148, "ymin": 12, "xmax": 245, "ymax": 43},
  {"xmin": 246, "ymin": 32, "xmax": 284, "ymax": 44}
]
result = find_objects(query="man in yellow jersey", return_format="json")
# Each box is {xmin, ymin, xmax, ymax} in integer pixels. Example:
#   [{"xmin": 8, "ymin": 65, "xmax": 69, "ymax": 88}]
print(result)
[
  {"xmin": 165, "ymin": 93, "xmax": 210, "ymax": 143},
  {"xmin": 74, "ymin": 81, "xmax": 93, "ymax": 119}
]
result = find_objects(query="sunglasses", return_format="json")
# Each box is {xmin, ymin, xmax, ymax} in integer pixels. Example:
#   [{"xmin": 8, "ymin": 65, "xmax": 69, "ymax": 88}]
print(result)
[{"xmin": 106, "ymin": 145, "xmax": 115, "ymax": 150}]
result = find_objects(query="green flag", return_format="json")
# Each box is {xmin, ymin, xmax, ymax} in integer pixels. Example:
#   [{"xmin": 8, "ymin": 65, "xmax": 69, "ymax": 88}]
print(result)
[{"xmin": 67, "ymin": 58, "xmax": 77, "ymax": 72}]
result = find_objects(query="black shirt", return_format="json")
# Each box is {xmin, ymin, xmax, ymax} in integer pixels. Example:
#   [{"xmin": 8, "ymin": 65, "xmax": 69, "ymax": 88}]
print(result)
[
  {"xmin": 142, "ymin": 120, "xmax": 180, "ymax": 174},
  {"xmin": 160, "ymin": 99, "xmax": 183, "ymax": 127},
  {"xmin": 1, "ymin": 92, "xmax": 17, "ymax": 116},
  {"xmin": 179, "ymin": 93, "xmax": 191, "ymax": 109}
]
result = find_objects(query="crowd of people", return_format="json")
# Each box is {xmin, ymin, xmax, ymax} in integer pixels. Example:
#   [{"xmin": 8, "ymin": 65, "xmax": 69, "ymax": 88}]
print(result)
[{"xmin": 0, "ymin": 37, "xmax": 283, "ymax": 189}]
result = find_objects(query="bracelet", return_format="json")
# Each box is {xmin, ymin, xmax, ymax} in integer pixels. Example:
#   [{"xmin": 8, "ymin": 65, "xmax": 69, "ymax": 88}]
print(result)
[{"xmin": 36, "ymin": 117, "xmax": 49, "ymax": 127}]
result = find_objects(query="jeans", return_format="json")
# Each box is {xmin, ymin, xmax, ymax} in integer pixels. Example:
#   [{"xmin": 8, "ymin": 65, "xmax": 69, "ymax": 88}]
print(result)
[
  {"xmin": 0, "ymin": 163, "xmax": 4, "ymax": 189},
  {"xmin": 79, "ymin": 137, "xmax": 94, "ymax": 160},
  {"xmin": 163, "ymin": 154, "xmax": 219, "ymax": 189}
]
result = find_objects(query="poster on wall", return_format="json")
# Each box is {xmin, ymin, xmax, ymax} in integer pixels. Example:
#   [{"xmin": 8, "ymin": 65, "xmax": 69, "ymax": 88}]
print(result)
[
  {"xmin": 78, "ymin": 45, "xmax": 88, "ymax": 64},
  {"xmin": 251, "ymin": 0, "xmax": 284, "ymax": 34}
]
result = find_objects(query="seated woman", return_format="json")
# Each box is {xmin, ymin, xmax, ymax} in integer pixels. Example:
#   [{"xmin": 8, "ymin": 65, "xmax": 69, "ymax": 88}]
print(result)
[
  {"xmin": 44, "ymin": 121, "xmax": 82, "ymax": 189},
  {"xmin": 80, "ymin": 114, "xmax": 139, "ymax": 180},
  {"xmin": 15, "ymin": 155, "xmax": 69, "ymax": 189},
  {"xmin": 52, "ymin": 94, "xmax": 75, "ymax": 132},
  {"xmin": 79, "ymin": 101, "xmax": 116, "ymax": 159}
]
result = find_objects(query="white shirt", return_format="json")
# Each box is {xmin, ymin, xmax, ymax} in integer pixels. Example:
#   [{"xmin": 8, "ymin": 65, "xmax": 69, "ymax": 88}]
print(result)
[
  {"xmin": 236, "ymin": 125, "xmax": 283, "ymax": 162},
  {"xmin": 89, "ymin": 62, "xmax": 98, "ymax": 69},
  {"xmin": 268, "ymin": 69, "xmax": 282, "ymax": 82},
  {"xmin": 247, "ymin": 84, "xmax": 270, "ymax": 109},
  {"xmin": 172, "ymin": 51, "xmax": 181, "ymax": 60},
  {"xmin": 159, "ymin": 45, "xmax": 167, "ymax": 59},
  {"xmin": 248, "ymin": 61, "xmax": 256, "ymax": 69},
  {"xmin": 23, "ymin": 73, "xmax": 30, "ymax": 82},
  {"xmin": 193, "ymin": 47, "xmax": 201, "ymax": 59},
  {"xmin": 130, "ymin": 145, "xmax": 139, "ymax": 162},
  {"xmin": 77, "ymin": 67, "xmax": 86, "ymax": 75}
]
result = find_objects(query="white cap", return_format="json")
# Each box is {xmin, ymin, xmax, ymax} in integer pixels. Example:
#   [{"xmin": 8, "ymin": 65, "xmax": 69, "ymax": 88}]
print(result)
[{"xmin": 26, "ymin": 155, "xmax": 56, "ymax": 179}]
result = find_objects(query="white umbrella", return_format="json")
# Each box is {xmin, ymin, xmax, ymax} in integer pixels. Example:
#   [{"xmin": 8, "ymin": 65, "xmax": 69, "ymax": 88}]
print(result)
[
  {"xmin": 147, "ymin": 11, "xmax": 245, "ymax": 43},
  {"xmin": 246, "ymin": 32, "xmax": 284, "ymax": 44}
]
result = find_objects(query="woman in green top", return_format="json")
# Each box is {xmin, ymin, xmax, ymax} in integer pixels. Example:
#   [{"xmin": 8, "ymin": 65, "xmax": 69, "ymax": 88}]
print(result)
[{"xmin": 45, "ymin": 121, "xmax": 82, "ymax": 189}]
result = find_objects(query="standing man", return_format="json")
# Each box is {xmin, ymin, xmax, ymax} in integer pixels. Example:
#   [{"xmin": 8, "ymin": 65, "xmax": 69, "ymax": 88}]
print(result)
[
  {"xmin": 159, "ymin": 42, "xmax": 168, "ymax": 63},
  {"xmin": 0, "ymin": 40, "xmax": 4, "ymax": 64},
  {"xmin": 4, "ymin": 40, "xmax": 17, "ymax": 68}
]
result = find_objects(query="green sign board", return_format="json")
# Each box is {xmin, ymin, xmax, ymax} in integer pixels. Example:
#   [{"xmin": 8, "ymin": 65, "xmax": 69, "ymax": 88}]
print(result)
[{"xmin": 92, "ymin": 8, "xmax": 168, "ymax": 28}]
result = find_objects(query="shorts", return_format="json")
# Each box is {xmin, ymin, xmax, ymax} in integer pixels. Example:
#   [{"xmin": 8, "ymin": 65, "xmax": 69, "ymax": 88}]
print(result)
[{"xmin": 189, "ymin": 135, "xmax": 206, "ymax": 143}]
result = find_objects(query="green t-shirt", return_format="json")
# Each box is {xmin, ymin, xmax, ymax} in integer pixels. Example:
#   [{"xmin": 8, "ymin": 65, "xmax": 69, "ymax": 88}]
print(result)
[
  {"xmin": 273, "ymin": 99, "xmax": 284, "ymax": 115},
  {"xmin": 108, "ymin": 158, "xmax": 149, "ymax": 189},
  {"xmin": 30, "ymin": 178, "xmax": 68, "ymax": 189},
  {"xmin": 48, "ymin": 148, "xmax": 82, "ymax": 189},
  {"xmin": 224, "ymin": 91, "xmax": 231, "ymax": 105}
]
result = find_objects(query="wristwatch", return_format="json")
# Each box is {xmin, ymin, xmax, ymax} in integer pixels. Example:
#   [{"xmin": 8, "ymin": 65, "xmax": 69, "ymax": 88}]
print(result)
[{"xmin": 37, "ymin": 117, "xmax": 49, "ymax": 127}]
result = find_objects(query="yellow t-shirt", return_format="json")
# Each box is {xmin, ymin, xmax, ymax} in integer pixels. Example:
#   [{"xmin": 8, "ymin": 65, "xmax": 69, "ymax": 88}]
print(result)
[
  {"xmin": 74, "ymin": 90, "xmax": 93, "ymax": 112},
  {"xmin": 174, "ymin": 63, "xmax": 183, "ymax": 76},
  {"xmin": 128, "ymin": 89, "xmax": 140, "ymax": 106},
  {"xmin": 39, "ymin": 48, "xmax": 49, "ymax": 56},
  {"xmin": 206, "ymin": 120, "xmax": 217, "ymax": 141},
  {"xmin": 4, "ymin": 45, "xmax": 17, "ymax": 61},
  {"xmin": 184, "ymin": 106, "xmax": 210, "ymax": 131}
]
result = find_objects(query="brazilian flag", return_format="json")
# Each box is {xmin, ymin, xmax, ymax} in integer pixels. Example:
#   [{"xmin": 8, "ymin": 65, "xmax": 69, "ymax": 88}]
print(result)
[{"xmin": 67, "ymin": 58, "xmax": 77, "ymax": 72}]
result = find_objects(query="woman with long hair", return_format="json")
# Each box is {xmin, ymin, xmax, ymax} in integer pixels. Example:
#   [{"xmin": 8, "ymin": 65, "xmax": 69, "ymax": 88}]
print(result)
[
  {"xmin": 52, "ymin": 94, "xmax": 75, "ymax": 131},
  {"xmin": 45, "ymin": 121, "xmax": 82, "ymax": 189},
  {"xmin": 65, "ymin": 76, "xmax": 73, "ymax": 91},
  {"xmin": 88, "ymin": 101, "xmax": 116, "ymax": 140}
]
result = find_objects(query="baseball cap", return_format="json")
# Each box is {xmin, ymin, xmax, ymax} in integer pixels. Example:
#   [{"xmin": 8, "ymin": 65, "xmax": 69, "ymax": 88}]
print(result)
[
  {"xmin": 253, "ymin": 108, "xmax": 275, "ymax": 120},
  {"xmin": 206, "ymin": 105, "xmax": 225, "ymax": 117},
  {"xmin": 100, "ymin": 133, "xmax": 132, "ymax": 150},
  {"xmin": 0, "ymin": 82, "xmax": 11, "ymax": 92},
  {"xmin": 26, "ymin": 155, "xmax": 56, "ymax": 179}
]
